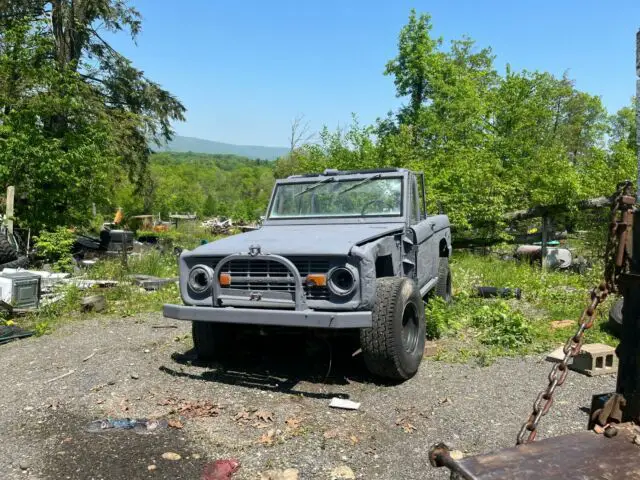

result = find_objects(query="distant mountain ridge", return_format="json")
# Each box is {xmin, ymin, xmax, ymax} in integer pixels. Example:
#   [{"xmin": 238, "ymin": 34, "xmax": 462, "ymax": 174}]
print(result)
[{"xmin": 158, "ymin": 135, "xmax": 288, "ymax": 160}]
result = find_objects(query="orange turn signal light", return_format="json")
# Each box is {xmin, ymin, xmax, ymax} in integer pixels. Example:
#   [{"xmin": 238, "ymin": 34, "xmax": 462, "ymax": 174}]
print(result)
[
  {"xmin": 306, "ymin": 273, "xmax": 327, "ymax": 287},
  {"xmin": 219, "ymin": 273, "xmax": 231, "ymax": 286}
]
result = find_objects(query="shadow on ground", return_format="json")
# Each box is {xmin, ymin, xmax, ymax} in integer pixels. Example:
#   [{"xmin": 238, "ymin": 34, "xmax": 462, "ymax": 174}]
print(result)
[{"xmin": 160, "ymin": 330, "xmax": 397, "ymax": 398}]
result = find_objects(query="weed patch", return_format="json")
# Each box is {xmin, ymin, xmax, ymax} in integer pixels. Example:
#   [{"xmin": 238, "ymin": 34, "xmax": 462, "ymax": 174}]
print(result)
[{"xmin": 430, "ymin": 252, "xmax": 618, "ymax": 364}]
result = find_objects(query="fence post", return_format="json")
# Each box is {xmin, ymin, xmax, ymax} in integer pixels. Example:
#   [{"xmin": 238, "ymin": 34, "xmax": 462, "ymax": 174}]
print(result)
[{"xmin": 6, "ymin": 186, "xmax": 14, "ymax": 235}]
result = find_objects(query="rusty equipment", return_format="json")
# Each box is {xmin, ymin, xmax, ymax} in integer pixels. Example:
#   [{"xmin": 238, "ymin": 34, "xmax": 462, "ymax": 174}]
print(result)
[{"xmin": 429, "ymin": 181, "xmax": 640, "ymax": 479}]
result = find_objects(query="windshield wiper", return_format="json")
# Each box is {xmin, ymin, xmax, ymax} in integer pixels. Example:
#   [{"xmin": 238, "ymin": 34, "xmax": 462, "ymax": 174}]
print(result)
[
  {"xmin": 335, "ymin": 173, "xmax": 381, "ymax": 196},
  {"xmin": 293, "ymin": 177, "xmax": 335, "ymax": 197}
]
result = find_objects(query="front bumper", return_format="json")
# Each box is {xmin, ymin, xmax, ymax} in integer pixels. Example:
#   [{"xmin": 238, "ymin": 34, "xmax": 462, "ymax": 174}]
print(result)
[{"xmin": 163, "ymin": 304, "xmax": 372, "ymax": 329}]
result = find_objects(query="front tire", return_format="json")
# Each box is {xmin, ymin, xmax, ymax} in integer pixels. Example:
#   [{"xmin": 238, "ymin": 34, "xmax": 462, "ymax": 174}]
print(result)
[
  {"xmin": 360, "ymin": 277, "xmax": 426, "ymax": 381},
  {"xmin": 191, "ymin": 322, "xmax": 236, "ymax": 360}
]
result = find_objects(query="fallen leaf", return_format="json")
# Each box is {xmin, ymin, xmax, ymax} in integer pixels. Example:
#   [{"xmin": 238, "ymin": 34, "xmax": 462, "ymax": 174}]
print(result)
[
  {"xmin": 259, "ymin": 429, "xmax": 276, "ymax": 446},
  {"xmin": 233, "ymin": 410, "xmax": 251, "ymax": 422},
  {"xmin": 161, "ymin": 398, "xmax": 223, "ymax": 418},
  {"xmin": 285, "ymin": 417, "xmax": 302, "ymax": 429},
  {"xmin": 396, "ymin": 418, "xmax": 417, "ymax": 433},
  {"xmin": 168, "ymin": 419, "xmax": 184, "ymax": 429},
  {"xmin": 254, "ymin": 410, "xmax": 274, "ymax": 422},
  {"xmin": 161, "ymin": 452, "xmax": 181, "ymax": 461}
]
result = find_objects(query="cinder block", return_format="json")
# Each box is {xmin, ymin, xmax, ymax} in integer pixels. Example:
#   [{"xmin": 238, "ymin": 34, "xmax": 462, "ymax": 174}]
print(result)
[{"xmin": 569, "ymin": 343, "xmax": 617, "ymax": 377}]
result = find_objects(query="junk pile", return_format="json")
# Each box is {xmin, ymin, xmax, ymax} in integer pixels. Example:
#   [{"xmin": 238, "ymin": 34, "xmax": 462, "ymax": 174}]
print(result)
[
  {"xmin": 514, "ymin": 244, "xmax": 590, "ymax": 273},
  {"xmin": 73, "ymin": 224, "xmax": 134, "ymax": 259},
  {"xmin": 0, "ymin": 229, "xmax": 29, "ymax": 270},
  {"xmin": 201, "ymin": 217, "xmax": 259, "ymax": 235}
]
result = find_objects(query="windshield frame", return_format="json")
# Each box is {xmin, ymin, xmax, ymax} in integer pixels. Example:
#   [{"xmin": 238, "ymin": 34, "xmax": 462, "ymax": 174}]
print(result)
[{"xmin": 264, "ymin": 171, "xmax": 408, "ymax": 225}]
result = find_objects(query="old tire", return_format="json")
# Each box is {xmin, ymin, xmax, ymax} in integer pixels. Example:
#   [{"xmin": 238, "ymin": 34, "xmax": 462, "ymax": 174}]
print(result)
[
  {"xmin": 608, "ymin": 297, "xmax": 623, "ymax": 337},
  {"xmin": 191, "ymin": 322, "xmax": 235, "ymax": 360},
  {"xmin": 435, "ymin": 257, "xmax": 452, "ymax": 303},
  {"xmin": 360, "ymin": 277, "xmax": 426, "ymax": 381},
  {"xmin": 0, "ymin": 255, "xmax": 28, "ymax": 270},
  {"xmin": 0, "ymin": 235, "xmax": 18, "ymax": 265}
]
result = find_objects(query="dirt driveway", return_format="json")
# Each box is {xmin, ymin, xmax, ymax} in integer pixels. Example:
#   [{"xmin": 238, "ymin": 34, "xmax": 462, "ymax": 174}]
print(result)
[{"xmin": 0, "ymin": 313, "xmax": 615, "ymax": 479}]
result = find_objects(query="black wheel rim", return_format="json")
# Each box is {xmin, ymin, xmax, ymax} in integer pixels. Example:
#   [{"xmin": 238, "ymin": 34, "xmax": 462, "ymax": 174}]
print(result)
[{"xmin": 401, "ymin": 302, "xmax": 419, "ymax": 353}]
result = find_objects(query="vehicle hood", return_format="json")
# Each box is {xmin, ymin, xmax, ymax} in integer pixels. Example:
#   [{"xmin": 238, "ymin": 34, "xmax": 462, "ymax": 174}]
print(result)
[{"xmin": 189, "ymin": 223, "xmax": 405, "ymax": 257}]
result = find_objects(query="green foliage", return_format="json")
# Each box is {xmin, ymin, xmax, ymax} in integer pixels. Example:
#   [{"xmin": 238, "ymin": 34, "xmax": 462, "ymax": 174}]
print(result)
[
  {"xmin": 110, "ymin": 152, "xmax": 275, "ymax": 222},
  {"xmin": 431, "ymin": 252, "xmax": 618, "ymax": 365},
  {"xmin": 33, "ymin": 227, "xmax": 76, "ymax": 272},
  {"xmin": 0, "ymin": 1, "xmax": 184, "ymax": 231},
  {"xmin": 471, "ymin": 302, "xmax": 534, "ymax": 349},
  {"xmin": 276, "ymin": 12, "xmax": 636, "ymax": 237}
]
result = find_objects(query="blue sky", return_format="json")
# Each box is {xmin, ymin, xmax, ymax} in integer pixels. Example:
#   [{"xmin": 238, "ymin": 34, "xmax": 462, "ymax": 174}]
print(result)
[{"xmin": 109, "ymin": 1, "xmax": 640, "ymax": 147}]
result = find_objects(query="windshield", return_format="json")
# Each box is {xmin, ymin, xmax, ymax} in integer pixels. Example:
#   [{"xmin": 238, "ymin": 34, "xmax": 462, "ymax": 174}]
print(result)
[{"xmin": 269, "ymin": 176, "xmax": 403, "ymax": 219}]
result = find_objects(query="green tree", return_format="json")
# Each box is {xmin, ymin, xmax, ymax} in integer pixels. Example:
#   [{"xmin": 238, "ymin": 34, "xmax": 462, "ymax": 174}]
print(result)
[{"xmin": 0, "ymin": 1, "xmax": 185, "ymax": 230}]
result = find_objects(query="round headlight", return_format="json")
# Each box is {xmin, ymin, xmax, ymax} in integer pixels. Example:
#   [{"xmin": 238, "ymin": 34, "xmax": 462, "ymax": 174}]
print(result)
[
  {"xmin": 188, "ymin": 265, "xmax": 213, "ymax": 293},
  {"xmin": 327, "ymin": 266, "xmax": 357, "ymax": 297}
]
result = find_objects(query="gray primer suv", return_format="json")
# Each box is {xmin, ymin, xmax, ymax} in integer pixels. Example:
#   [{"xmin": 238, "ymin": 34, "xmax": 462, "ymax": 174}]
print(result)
[{"xmin": 164, "ymin": 168, "xmax": 452, "ymax": 380}]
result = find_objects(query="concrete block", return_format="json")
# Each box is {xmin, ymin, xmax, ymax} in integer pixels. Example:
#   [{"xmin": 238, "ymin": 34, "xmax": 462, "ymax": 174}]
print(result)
[
  {"xmin": 546, "ymin": 345, "xmax": 573, "ymax": 364},
  {"xmin": 569, "ymin": 343, "xmax": 617, "ymax": 377}
]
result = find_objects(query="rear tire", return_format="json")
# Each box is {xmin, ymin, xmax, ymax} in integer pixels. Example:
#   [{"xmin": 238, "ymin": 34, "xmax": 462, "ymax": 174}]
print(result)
[
  {"xmin": 360, "ymin": 277, "xmax": 426, "ymax": 381},
  {"xmin": 435, "ymin": 257, "xmax": 452, "ymax": 303},
  {"xmin": 191, "ymin": 322, "xmax": 236, "ymax": 360}
]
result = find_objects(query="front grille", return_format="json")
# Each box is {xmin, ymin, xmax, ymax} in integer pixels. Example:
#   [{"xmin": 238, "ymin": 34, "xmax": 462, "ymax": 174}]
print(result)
[{"xmin": 217, "ymin": 257, "xmax": 330, "ymax": 300}]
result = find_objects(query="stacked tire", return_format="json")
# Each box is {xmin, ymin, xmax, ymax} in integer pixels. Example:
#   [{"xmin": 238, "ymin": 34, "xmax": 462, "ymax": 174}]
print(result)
[{"xmin": 0, "ymin": 234, "xmax": 27, "ymax": 270}]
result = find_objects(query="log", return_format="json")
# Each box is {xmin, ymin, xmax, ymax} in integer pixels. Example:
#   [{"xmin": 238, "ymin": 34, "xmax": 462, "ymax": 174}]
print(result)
[{"xmin": 504, "ymin": 196, "xmax": 611, "ymax": 222}]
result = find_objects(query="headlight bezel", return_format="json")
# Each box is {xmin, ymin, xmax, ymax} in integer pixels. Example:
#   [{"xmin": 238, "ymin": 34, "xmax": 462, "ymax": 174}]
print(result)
[
  {"xmin": 187, "ymin": 265, "xmax": 214, "ymax": 294},
  {"xmin": 327, "ymin": 265, "xmax": 358, "ymax": 297}
]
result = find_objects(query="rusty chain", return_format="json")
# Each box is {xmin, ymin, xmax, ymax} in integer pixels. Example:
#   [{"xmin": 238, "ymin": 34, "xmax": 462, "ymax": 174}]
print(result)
[{"xmin": 515, "ymin": 181, "xmax": 635, "ymax": 445}]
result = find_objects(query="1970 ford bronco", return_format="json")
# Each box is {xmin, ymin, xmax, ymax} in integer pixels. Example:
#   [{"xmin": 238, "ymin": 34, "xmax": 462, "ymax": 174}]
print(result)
[{"xmin": 164, "ymin": 168, "xmax": 452, "ymax": 380}]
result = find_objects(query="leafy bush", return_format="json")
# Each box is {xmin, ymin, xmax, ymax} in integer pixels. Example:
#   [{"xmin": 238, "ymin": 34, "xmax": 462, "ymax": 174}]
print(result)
[
  {"xmin": 426, "ymin": 295, "xmax": 466, "ymax": 339},
  {"xmin": 34, "ymin": 227, "xmax": 76, "ymax": 272},
  {"xmin": 471, "ymin": 302, "xmax": 534, "ymax": 349}
]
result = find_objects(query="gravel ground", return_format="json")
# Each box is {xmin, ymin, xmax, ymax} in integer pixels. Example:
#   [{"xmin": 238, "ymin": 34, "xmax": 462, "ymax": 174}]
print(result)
[{"xmin": 0, "ymin": 313, "xmax": 616, "ymax": 479}]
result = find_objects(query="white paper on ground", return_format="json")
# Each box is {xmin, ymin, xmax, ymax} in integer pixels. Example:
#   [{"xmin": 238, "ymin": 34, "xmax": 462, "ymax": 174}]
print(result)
[{"xmin": 329, "ymin": 398, "xmax": 360, "ymax": 410}]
